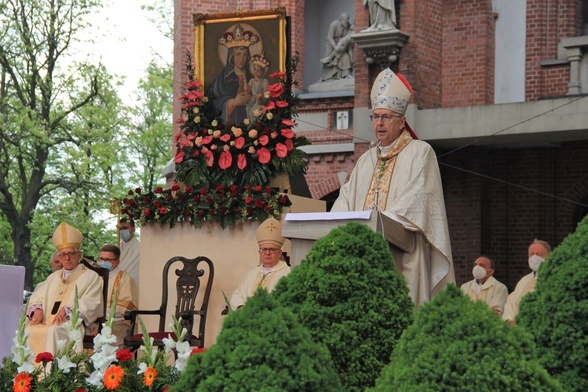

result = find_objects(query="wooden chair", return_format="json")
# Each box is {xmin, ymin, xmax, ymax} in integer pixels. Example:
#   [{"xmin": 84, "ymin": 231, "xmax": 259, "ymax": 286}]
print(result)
[
  {"xmin": 124, "ymin": 256, "xmax": 214, "ymax": 352},
  {"xmin": 81, "ymin": 258, "xmax": 109, "ymax": 350}
]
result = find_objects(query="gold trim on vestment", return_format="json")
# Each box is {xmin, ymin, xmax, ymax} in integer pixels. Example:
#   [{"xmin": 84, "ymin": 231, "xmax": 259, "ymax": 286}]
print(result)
[{"xmin": 363, "ymin": 130, "xmax": 413, "ymax": 211}]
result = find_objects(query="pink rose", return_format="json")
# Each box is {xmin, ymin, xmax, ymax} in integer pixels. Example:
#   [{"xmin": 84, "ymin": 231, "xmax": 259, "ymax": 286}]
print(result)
[
  {"xmin": 276, "ymin": 143, "xmax": 288, "ymax": 158},
  {"xmin": 257, "ymin": 147, "xmax": 271, "ymax": 164},
  {"xmin": 219, "ymin": 151, "xmax": 232, "ymax": 169},
  {"xmin": 259, "ymin": 135, "xmax": 269, "ymax": 146}
]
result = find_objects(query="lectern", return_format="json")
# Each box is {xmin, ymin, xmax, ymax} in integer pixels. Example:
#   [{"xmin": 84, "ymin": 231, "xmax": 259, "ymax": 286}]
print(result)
[{"xmin": 282, "ymin": 210, "xmax": 415, "ymax": 267}]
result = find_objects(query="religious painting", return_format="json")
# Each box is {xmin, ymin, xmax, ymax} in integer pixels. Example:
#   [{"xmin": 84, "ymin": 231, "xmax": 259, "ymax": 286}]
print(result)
[{"xmin": 193, "ymin": 8, "xmax": 288, "ymax": 125}]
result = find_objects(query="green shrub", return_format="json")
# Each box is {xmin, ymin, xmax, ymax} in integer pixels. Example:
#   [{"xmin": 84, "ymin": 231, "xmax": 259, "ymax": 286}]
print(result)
[
  {"xmin": 172, "ymin": 288, "xmax": 341, "ymax": 392},
  {"xmin": 370, "ymin": 284, "xmax": 562, "ymax": 392},
  {"xmin": 273, "ymin": 222, "xmax": 413, "ymax": 392},
  {"xmin": 518, "ymin": 215, "xmax": 588, "ymax": 391}
]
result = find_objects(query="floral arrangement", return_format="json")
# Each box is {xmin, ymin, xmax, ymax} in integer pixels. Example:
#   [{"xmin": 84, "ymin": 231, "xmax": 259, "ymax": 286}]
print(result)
[
  {"xmin": 119, "ymin": 54, "xmax": 307, "ymax": 228},
  {"xmin": 1, "ymin": 292, "xmax": 205, "ymax": 392}
]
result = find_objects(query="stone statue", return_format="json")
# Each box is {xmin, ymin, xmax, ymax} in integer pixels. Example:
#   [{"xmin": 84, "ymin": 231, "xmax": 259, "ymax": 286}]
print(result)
[
  {"xmin": 363, "ymin": 0, "xmax": 397, "ymax": 31},
  {"xmin": 319, "ymin": 13, "xmax": 354, "ymax": 82}
]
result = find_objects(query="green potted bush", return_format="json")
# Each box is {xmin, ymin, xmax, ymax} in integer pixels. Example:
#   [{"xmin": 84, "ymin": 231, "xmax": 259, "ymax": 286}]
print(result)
[
  {"xmin": 370, "ymin": 284, "xmax": 562, "ymax": 392},
  {"xmin": 518, "ymin": 215, "xmax": 588, "ymax": 391},
  {"xmin": 172, "ymin": 289, "xmax": 341, "ymax": 391},
  {"xmin": 273, "ymin": 222, "xmax": 413, "ymax": 391}
]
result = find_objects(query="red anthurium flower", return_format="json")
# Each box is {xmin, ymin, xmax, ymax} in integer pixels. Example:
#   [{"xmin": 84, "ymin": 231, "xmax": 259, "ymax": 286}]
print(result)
[
  {"xmin": 276, "ymin": 143, "xmax": 288, "ymax": 158},
  {"xmin": 238, "ymin": 154, "xmax": 247, "ymax": 170},
  {"xmin": 285, "ymin": 139, "xmax": 294, "ymax": 151},
  {"xmin": 275, "ymin": 100, "xmax": 289, "ymax": 108},
  {"xmin": 204, "ymin": 150, "xmax": 214, "ymax": 167},
  {"xmin": 201, "ymin": 135, "xmax": 213, "ymax": 145},
  {"xmin": 174, "ymin": 151, "xmax": 184, "ymax": 163},
  {"xmin": 257, "ymin": 148, "xmax": 271, "ymax": 164},
  {"xmin": 234, "ymin": 136, "xmax": 245, "ymax": 149},
  {"xmin": 173, "ymin": 131, "xmax": 184, "ymax": 143},
  {"xmin": 281, "ymin": 128, "xmax": 295, "ymax": 138},
  {"xmin": 218, "ymin": 151, "xmax": 233, "ymax": 170},
  {"xmin": 267, "ymin": 83, "xmax": 284, "ymax": 97},
  {"xmin": 270, "ymin": 70, "xmax": 286, "ymax": 78},
  {"xmin": 220, "ymin": 134, "xmax": 231, "ymax": 142},
  {"xmin": 281, "ymin": 118, "xmax": 295, "ymax": 126},
  {"xmin": 186, "ymin": 81, "xmax": 202, "ymax": 89},
  {"xmin": 262, "ymin": 101, "xmax": 276, "ymax": 111},
  {"xmin": 259, "ymin": 135, "xmax": 269, "ymax": 146}
]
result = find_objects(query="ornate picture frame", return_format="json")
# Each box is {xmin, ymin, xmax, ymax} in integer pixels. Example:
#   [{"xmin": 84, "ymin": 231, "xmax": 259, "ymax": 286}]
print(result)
[{"xmin": 193, "ymin": 7, "xmax": 288, "ymax": 95}]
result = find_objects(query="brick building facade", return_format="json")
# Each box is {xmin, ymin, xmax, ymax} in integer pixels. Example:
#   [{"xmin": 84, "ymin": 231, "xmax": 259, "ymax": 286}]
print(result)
[{"xmin": 172, "ymin": 0, "xmax": 588, "ymax": 291}]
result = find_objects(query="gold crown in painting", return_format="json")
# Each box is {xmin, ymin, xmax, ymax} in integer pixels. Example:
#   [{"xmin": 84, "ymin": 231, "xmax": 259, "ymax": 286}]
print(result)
[
  {"xmin": 219, "ymin": 24, "xmax": 259, "ymax": 48},
  {"xmin": 250, "ymin": 53, "xmax": 270, "ymax": 68}
]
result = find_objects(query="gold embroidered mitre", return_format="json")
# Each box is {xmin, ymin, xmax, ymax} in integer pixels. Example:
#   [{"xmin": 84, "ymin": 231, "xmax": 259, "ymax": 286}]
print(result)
[
  {"xmin": 371, "ymin": 68, "xmax": 413, "ymax": 115},
  {"xmin": 256, "ymin": 217, "xmax": 285, "ymax": 247},
  {"xmin": 52, "ymin": 222, "xmax": 83, "ymax": 251}
]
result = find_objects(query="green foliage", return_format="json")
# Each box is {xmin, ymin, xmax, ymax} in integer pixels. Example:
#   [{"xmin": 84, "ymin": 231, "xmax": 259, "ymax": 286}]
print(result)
[
  {"xmin": 173, "ymin": 289, "xmax": 341, "ymax": 391},
  {"xmin": 370, "ymin": 284, "xmax": 562, "ymax": 392},
  {"xmin": 273, "ymin": 222, "xmax": 413, "ymax": 392},
  {"xmin": 518, "ymin": 215, "xmax": 588, "ymax": 391}
]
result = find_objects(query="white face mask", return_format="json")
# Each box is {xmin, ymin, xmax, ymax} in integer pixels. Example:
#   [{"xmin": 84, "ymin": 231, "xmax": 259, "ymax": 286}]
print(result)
[
  {"xmin": 528, "ymin": 255, "xmax": 545, "ymax": 271},
  {"xmin": 120, "ymin": 230, "xmax": 131, "ymax": 241},
  {"xmin": 472, "ymin": 265, "xmax": 487, "ymax": 280}
]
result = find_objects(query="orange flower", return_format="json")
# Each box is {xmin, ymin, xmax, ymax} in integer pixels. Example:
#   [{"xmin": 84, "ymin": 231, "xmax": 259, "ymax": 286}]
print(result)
[
  {"xmin": 143, "ymin": 366, "xmax": 157, "ymax": 387},
  {"xmin": 103, "ymin": 365, "xmax": 125, "ymax": 390},
  {"xmin": 13, "ymin": 372, "xmax": 32, "ymax": 392}
]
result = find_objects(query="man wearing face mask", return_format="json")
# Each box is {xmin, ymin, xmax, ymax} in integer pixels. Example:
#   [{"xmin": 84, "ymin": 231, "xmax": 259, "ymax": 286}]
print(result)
[
  {"xmin": 502, "ymin": 239, "xmax": 551, "ymax": 327},
  {"xmin": 460, "ymin": 256, "xmax": 508, "ymax": 315},
  {"xmin": 118, "ymin": 217, "xmax": 140, "ymax": 286},
  {"xmin": 96, "ymin": 244, "xmax": 138, "ymax": 348}
]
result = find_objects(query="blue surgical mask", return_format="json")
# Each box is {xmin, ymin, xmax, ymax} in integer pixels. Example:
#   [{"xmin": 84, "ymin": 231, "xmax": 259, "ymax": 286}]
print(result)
[
  {"xmin": 120, "ymin": 230, "xmax": 131, "ymax": 241},
  {"xmin": 97, "ymin": 261, "xmax": 114, "ymax": 270}
]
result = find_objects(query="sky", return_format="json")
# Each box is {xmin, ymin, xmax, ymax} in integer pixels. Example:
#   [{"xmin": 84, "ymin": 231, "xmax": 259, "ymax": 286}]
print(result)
[{"xmin": 71, "ymin": 0, "xmax": 173, "ymax": 104}]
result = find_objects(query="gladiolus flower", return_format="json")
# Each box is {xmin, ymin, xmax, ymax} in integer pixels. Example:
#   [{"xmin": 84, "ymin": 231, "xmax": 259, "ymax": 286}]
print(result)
[
  {"xmin": 259, "ymin": 135, "xmax": 269, "ymax": 146},
  {"xmin": 13, "ymin": 372, "xmax": 33, "ymax": 392},
  {"xmin": 276, "ymin": 143, "xmax": 288, "ymax": 158},
  {"xmin": 143, "ymin": 366, "xmax": 157, "ymax": 387},
  {"xmin": 234, "ymin": 137, "xmax": 245, "ymax": 149},
  {"xmin": 219, "ymin": 151, "xmax": 233, "ymax": 169},
  {"xmin": 281, "ymin": 128, "xmax": 295, "ymax": 138},
  {"xmin": 257, "ymin": 148, "xmax": 271, "ymax": 164},
  {"xmin": 233, "ymin": 154, "xmax": 245, "ymax": 170},
  {"xmin": 267, "ymin": 83, "xmax": 284, "ymax": 97},
  {"xmin": 103, "ymin": 365, "xmax": 124, "ymax": 390},
  {"xmin": 204, "ymin": 150, "xmax": 214, "ymax": 167}
]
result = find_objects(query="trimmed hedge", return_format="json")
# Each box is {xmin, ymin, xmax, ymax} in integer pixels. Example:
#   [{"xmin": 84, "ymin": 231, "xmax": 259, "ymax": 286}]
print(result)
[
  {"xmin": 370, "ymin": 284, "xmax": 562, "ymax": 392},
  {"xmin": 518, "ymin": 215, "xmax": 588, "ymax": 391},
  {"xmin": 172, "ymin": 289, "xmax": 341, "ymax": 391},
  {"xmin": 273, "ymin": 222, "xmax": 413, "ymax": 391}
]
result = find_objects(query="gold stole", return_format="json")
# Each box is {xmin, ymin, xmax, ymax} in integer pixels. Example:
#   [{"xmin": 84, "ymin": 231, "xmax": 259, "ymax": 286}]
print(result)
[
  {"xmin": 363, "ymin": 130, "xmax": 413, "ymax": 211},
  {"xmin": 111, "ymin": 271, "xmax": 137, "ymax": 311}
]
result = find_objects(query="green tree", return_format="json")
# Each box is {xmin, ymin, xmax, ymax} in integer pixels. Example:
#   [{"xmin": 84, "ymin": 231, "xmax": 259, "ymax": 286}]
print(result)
[
  {"xmin": 0, "ymin": 0, "xmax": 128, "ymax": 289},
  {"xmin": 518, "ymin": 215, "xmax": 588, "ymax": 391},
  {"xmin": 273, "ymin": 222, "xmax": 414, "ymax": 392},
  {"xmin": 173, "ymin": 289, "xmax": 342, "ymax": 391},
  {"xmin": 127, "ymin": 60, "xmax": 173, "ymax": 193},
  {"xmin": 371, "ymin": 284, "xmax": 562, "ymax": 392}
]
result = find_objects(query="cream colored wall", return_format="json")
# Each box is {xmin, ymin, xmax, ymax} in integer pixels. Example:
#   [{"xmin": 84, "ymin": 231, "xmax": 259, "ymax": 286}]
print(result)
[{"xmin": 139, "ymin": 222, "xmax": 260, "ymax": 347}]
